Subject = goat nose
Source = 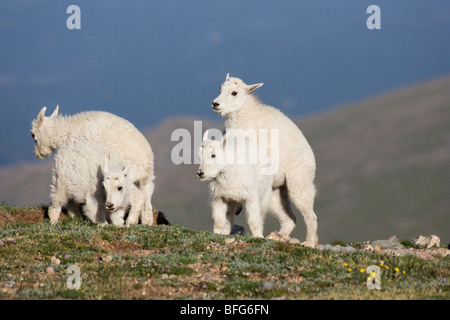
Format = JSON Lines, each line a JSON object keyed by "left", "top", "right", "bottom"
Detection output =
{"left": 212, "top": 101, "right": 220, "bottom": 108}
{"left": 105, "top": 202, "right": 114, "bottom": 209}
{"left": 197, "top": 170, "right": 204, "bottom": 178}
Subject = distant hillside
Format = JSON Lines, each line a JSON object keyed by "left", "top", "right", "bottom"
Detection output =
{"left": 300, "top": 75, "right": 450, "bottom": 243}
{"left": 0, "top": 160, "right": 53, "bottom": 207}
{"left": 1, "top": 75, "right": 449, "bottom": 243}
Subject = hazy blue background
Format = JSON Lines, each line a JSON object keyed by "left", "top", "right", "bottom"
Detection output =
{"left": 1, "top": 0, "right": 450, "bottom": 165}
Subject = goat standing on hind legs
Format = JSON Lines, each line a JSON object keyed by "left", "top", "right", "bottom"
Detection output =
{"left": 212, "top": 74, "right": 318, "bottom": 247}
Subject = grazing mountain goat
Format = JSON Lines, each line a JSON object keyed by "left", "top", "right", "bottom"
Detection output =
{"left": 197, "top": 131, "right": 273, "bottom": 238}
{"left": 49, "top": 141, "right": 145, "bottom": 226}
{"left": 30, "top": 105, "right": 154, "bottom": 226}
{"left": 211, "top": 74, "right": 318, "bottom": 247}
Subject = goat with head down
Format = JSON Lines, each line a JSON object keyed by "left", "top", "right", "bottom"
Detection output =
{"left": 30, "top": 105, "right": 155, "bottom": 227}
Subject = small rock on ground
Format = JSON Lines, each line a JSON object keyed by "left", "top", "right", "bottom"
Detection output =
{"left": 414, "top": 235, "right": 440, "bottom": 248}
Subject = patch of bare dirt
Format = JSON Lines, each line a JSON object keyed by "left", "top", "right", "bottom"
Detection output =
{"left": 0, "top": 208, "right": 46, "bottom": 226}
{"left": 95, "top": 238, "right": 144, "bottom": 255}
{"left": 0, "top": 207, "right": 169, "bottom": 227}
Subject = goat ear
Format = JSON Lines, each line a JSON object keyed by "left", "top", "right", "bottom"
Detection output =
{"left": 246, "top": 83, "right": 263, "bottom": 94}
{"left": 226, "top": 73, "right": 230, "bottom": 81}
{"left": 50, "top": 105, "right": 59, "bottom": 118}
{"left": 37, "top": 107, "right": 47, "bottom": 125}
{"left": 203, "top": 129, "right": 210, "bottom": 141}
{"left": 123, "top": 160, "right": 130, "bottom": 175}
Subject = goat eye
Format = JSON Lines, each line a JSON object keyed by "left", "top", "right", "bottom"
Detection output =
{"left": 211, "top": 154, "right": 216, "bottom": 158}
{"left": 31, "top": 133, "right": 35, "bottom": 139}
{"left": 231, "top": 91, "right": 237, "bottom": 96}
{"left": 118, "top": 186, "right": 122, "bottom": 191}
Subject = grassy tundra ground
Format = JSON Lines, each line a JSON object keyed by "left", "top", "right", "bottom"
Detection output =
{"left": 0, "top": 206, "right": 448, "bottom": 300}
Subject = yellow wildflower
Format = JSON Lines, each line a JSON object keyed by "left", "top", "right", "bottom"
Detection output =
{"left": 360, "top": 268, "right": 365, "bottom": 273}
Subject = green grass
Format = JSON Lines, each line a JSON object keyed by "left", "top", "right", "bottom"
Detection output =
{"left": 0, "top": 214, "right": 449, "bottom": 300}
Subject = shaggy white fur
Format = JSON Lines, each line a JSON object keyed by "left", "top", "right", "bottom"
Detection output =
{"left": 49, "top": 141, "right": 144, "bottom": 226}
{"left": 102, "top": 157, "right": 145, "bottom": 227}
{"left": 212, "top": 74, "right": 318, "bottom": 247}
{"left": 31, "top": 105, "right": 154, "bottom": 226}
{"left": 197, "top": 131, "right": 273, "bottom": 237}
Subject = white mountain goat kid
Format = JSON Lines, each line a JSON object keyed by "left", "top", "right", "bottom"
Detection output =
{"left": 30, "top": 105, "right": 154, "bottom": 226}
{"left": 102, "top": 157, "right": 145, "bottom": 227}
{"left": 49, "top": 141, "right": 144, "bottom": 226}
{"left": 212, "top": 74, "right": 318, "bottom": 247}
{"left": 197, "top": 130, "right": 273, "bottom": 237}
